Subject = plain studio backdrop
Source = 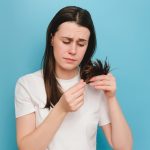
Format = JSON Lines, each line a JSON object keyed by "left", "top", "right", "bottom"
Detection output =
{"left": 0, "top": 0, "right": 150, "bottom": 150}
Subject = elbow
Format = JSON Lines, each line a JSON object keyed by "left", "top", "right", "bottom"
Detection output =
{"left": 112, "top": 136, "right": 133, "bottom": 150}
{"left": 17, "top": 139, "right": 23, "bottom": 150}
{"left": 113, "top": 145, "right": 132, "bottom": 150}
{"left": 112, "top": 130, "right": 133, "bottom": 150}
{"left": 18, "top": 139, "right": 45, "bottom": 150}
{"left": 112, "top": 140, "right": 133, "bottom": 150}
{"left": 17, "top": 140, "right": 27, "bottom": 150}
{"left": 17, "top": 142, "right": 24, "bottom": 150}
{"left": 17, "top": 139, "right": 33, "bottom": 150}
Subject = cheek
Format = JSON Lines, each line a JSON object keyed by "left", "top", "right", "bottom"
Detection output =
{"left": 78, "top": 47, "right": 87, "bottom": 59}
{"left": 53, "top": 42, "right": 67, "bottom": 58}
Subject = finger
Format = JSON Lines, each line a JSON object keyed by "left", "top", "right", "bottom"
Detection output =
{"left": 89, "top": 75, "right": 110, "bottom": 82}
{"left": 74, "top": 100, "right": 84, "bottom": 110}
{"left": 108, "top": 73, "right": 116, "bottom": 80}
{"left": 71, "top": 97, "right": 84, "bottom": 111}
{"left": 71, "top": 94, "right": 84, "bottom": 106}
{"left": 94, "top": 85, "right": 112, "bottom": 90}
{"left": 89, "top": 80, "right": 112, "bottom": 86}
{"left": 94, "top": 85, "right": 116, "bottom": 91}
{"left": 108, "top": 73, "right": 113, "bottom": 76}
{"left": 72, "top": 87, "right": 85, "bottom": 99}
{"left": 68, "top": 80, "right": 86, "bottom": 94}
{"left": 70, "top": 82, "right": 86, "bottom": 94}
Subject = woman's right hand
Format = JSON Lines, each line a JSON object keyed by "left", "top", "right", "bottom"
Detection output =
{"left": 58, "top": 79, "right": 86, "bottom": 113}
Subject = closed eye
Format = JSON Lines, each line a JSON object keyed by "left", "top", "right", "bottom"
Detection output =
{"left": 62, "top": 41, "right": 70, "bottom": 44}
{"left": 78, "top": 44, "right": 85, "bottom": 47}
{"left": 62, "top": 40, "right": 86, "bottom": 47}
{"left": 78, "top": 42, "right": 87, "bottom": 47}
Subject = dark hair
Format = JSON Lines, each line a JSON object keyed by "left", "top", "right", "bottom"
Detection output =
{"left": 41, "top": 6, "right": 109, "bottom": 109}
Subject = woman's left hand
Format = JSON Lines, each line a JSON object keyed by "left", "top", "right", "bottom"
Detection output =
{"left": 89, "top": 73, "right": 116, "bottom": 99}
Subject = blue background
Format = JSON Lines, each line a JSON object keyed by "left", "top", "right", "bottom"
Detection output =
{"left": 0, "top": 0, "right": 150, "bottom": 149}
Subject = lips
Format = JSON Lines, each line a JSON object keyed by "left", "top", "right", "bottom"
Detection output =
{"left": 64, "top": 58, "right": 77, "bottom": 61}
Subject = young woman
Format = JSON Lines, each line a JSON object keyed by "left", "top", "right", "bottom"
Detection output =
{"left": 15, "top": 6, "right": 133, "bottom": 150}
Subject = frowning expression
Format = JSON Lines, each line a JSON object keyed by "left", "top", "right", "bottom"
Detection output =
{"left": 51, "top": 22, "right": 90, "bottom": 71}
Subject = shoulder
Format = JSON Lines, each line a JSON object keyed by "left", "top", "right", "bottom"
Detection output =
{"left": 16, "top": 69, "right": 43, "bottom": 86}
{"left": 15, "top": 69, "right": 45, "bottom": 94}
{"left": 15, "top": 69, "right": 46, "bottom": 106}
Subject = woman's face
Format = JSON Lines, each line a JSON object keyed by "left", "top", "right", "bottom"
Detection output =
{"left": 51, "top": 22, "right": 90, "bottom": 74}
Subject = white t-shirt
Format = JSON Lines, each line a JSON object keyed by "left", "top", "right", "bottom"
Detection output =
{"left": 15, "top": 69, "right": 111, "bottom": 150}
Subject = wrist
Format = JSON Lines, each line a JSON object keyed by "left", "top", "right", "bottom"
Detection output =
{"left": 56, "top": 101, "right": 68, "bottom": 115}
{"left": 107, "top": 96, "right": 117, "bottom": 103}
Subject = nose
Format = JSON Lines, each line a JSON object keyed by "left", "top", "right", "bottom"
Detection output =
{"left": 68, "top": 43, "right": 77, "bottom": 55}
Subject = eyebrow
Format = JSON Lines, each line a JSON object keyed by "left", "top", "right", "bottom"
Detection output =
{"left": 61, "top": 36, "right": 88, "bottom": 42}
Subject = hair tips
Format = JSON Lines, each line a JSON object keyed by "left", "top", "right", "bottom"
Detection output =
{"left": 80, "top": 57, "right": 111, "bottom": 83}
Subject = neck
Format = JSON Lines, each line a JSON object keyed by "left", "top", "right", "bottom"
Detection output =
{"left": 55, "top": 66, "right": 79, "bottom": 80}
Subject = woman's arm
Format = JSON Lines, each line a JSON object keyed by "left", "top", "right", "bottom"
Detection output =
{"left": 16, "top": 80, "right": 86, "bottom": 150}
{"left": 102, "top": 97, "right": 133, "bottom": 150}
{"left": 17, "top": 103, "right": 67, "bottom": 150}
{"left": 89, "top": 73, "right": 133, "bottom": 150}
{"left": 109, "top": 97, "right": 132, "bottom": 150}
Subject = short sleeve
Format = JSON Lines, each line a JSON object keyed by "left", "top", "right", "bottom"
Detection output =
{"left": 14, "top": 78, "right": 36, "bottom": 118}
{"left": 98, "top": 91, "right": 111, "bottom": 126}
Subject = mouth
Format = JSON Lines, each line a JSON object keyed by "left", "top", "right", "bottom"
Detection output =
{"left": 64, "top": 58, "right": 77, "bottom": 62}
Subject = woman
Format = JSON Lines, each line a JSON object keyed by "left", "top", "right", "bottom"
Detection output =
{"left": 15, "top": 6, "right": 133, "bottom": 150}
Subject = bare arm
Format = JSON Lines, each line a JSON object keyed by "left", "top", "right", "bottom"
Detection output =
{"left": 89, "top": 74, "right": 133, "bottom": 150}
{"left": 17, "top": 103, "right": 67, "bottom": 150}
{"left": 101, "top": 124, "right": 113, "bottom": 148}
{"left": 105, "top": 97, "right": 133, "bottom": 150}
{"left": 16, "top": 80, "right": 86, "bottom": 150}
{"left": 101, "top": 97, "right": 133, "bottom": 150}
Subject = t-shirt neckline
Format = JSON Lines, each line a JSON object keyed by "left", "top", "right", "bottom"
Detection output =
{"left": 56, "top": 72, "right": 80, "bottom": 83}
{"left": 56, "top": 68, "right": 80, "bottom": 84}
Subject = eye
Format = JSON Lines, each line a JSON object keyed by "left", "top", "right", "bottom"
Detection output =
{"left": 62, "top": 41, "right": 70, "bottom": 44}
{"left": 78, "top": 43, "right": 85, "bottom": 47}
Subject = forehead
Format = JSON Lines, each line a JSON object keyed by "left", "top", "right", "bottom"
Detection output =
{"left": 56, "top": 22, "right": 90, "bottom": 39}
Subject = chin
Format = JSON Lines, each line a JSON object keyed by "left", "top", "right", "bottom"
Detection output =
{"left": 60, "top": 64, "right": 78, "bottom": 71}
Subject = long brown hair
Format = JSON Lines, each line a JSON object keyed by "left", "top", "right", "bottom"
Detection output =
{"left": 41, "top": 6, "right": 97, "bottom": 109}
